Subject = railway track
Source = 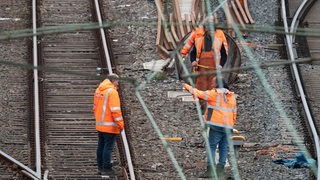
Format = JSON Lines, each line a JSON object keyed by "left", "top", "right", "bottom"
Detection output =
{"left": 1, "top": 0, "right": 319, "bottom": 179}
{"left": 0, "top": 0, "right": 135, "bottom": 179}
{"left": 38, "top": 0, "right": 103, "bottom": 178}
{"left": 282, "top": 0, "right": 320, "bottom": 178}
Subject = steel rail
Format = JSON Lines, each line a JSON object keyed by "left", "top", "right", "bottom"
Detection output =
{"left": 289, "top": 0, "right": 315, "bottom": 43}
{"left": 281, "top": 0, "right": 320, "bottom": 178}
{"left": 93, "top": 0, "right": 135, "bottom": 179}
{"left": 94, "top": 0, "right": 112, "bottom": 74}
{"left": 0, "top": 151, "right": 39, "bottom": 179}
{"left": 0, "top": 0, "right": 42, "bottom": 179}
{"left": 32, "top": 0, "right": 42, "bottom": 178}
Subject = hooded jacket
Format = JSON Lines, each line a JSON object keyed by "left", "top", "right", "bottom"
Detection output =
{"left": 93, "top": 79, "right": 124, "bottom": 134}
{"left": 183, "top": 83, "right": 237, "bottom": 129}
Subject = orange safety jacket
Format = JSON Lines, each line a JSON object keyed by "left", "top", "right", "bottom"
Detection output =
{"left": 93, "top": 79, "right": 124, "bottom": 134}
{"left": 181, "top": 26, "right": 205, "bottom": 61}
{"left": 181, "top": 27, "right": 229, "bottom": 64}
{"left": 184, "top": 84, "right": 237, "bottom": 129}
{"left": 214, "top": 29, "right": 229, "bottom": 57}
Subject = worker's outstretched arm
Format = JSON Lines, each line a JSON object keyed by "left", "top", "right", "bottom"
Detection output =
{"left": 183, "top": 83, "right": 206, "bottom": 99}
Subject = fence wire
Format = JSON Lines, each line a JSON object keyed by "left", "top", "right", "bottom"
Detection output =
{"left": 0, "top": 0, "right": 318, "bottom": 179}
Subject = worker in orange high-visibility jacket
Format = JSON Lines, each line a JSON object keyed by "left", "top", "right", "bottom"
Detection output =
{"left": 93, "top": 73, "right": 124, "bottom": 176}
{"left": 183, "top": 78, "right": 237, "bottom": 179}
{"left": 181, "top": 25, "right": 229, "bottom": 67}
{"left": 181, "top": 17, "right": 229, "bottom": 111}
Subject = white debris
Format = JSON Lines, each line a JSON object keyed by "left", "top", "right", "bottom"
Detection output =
{"left": 143, "top": 59, "right": 170, "bottom": 72}
{"left": 116, "top": 4, "right": 131, "bottom": 8}
{"left": 0, "top": 18, "right": 21, "bottom": 21}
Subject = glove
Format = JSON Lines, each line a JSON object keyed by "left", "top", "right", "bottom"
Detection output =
{"left": 182, "top": 83, "right": 187, "bottom": 89}
{"left": 191, "top": 61, "right": 198, "bottom": 67}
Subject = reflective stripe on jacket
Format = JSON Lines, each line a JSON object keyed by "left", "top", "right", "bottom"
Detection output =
{"left": 205, "top": 29, "right": 228, "bottom": 64}
{"left": 184, "top": 84, "right": 237, "bottom": 129}
{"left": 181, "top": 27, "right": 228, "bottom": 64}
{"left": 93, "top": 79, "right": 124, "bottom": 134}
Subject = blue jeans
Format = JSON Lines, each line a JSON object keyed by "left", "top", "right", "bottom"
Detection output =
{"left": 97, "top": 131, "right": 117, "bottom": 170}
{"left": 207, "top": 126, "right": 232, "bottom": 167}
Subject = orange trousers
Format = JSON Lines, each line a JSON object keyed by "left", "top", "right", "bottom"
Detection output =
{"left": 195, "top": 51, "right": 216, "bottom": 109}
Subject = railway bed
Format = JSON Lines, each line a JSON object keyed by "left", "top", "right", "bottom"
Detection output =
{"left": 0, "top": 0, "right": 33, "bottom": 179}
{"left": 0, "top": 0, "right": 319, "bottom": 179}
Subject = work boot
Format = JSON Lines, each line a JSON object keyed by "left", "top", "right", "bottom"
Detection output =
{"left": 98, "top": 167, "right": 103, "bottom": 175}
{"left": 101, "top": 168, "right": 118, "bottom": 176}
{"left": 216, "top": 164, "right": 225, "bottom": 179}
{"left": 198, "top": 166, "right": 214, "bottom": 178}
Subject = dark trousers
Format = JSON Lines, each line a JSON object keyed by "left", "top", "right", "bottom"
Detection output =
{"left": 97, "top": 131, "right": 117, "bottom": 170}
{"left": 207, "top": 126, "right": 233, "bottom": 167}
